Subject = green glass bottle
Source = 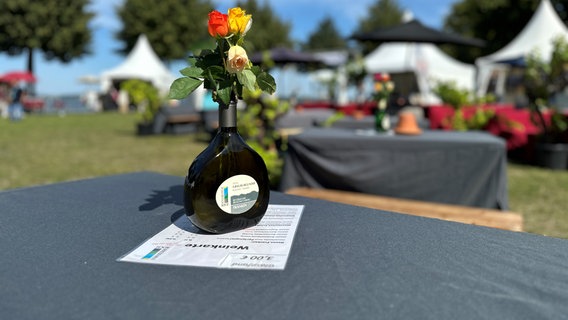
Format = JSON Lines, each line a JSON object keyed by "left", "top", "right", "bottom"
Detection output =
{"left": 183, "top": 98, "right": 270, "bottom": 233}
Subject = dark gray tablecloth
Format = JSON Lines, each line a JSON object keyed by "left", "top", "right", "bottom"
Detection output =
{"left": 275, "top": 109, "right": 336, "bottom": 129}
{"left": 325, "top": 115, "right": 430, "bottom": 130}
{"left": 2, "top": 172, "right": 567, "bottom": 320}
{"left": 280, "top": 128, "right": 509, "bottom": 209}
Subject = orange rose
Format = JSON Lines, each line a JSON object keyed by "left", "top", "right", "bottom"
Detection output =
{"left": 208, "top": 10, "right": 229, "bottom": 37}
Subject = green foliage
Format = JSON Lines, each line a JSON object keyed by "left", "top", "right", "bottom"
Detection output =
{"left": 355, "top": 0, "right": 404, "bottom": 54}
{"left": 525, "top": 36, "right": 568, "bottom": 104}
{"left": 553, "top": 112, "right": 568, "bottom": 141}
{"left": 442, "top": 0, "right": 568, "bottom": 63}
{"left": 524, "top": 37, "right": 568, "bottom": 142}
{"left": 321, "top": 112, "right": 346, "bottom": 127}
{"left": 169, "top": 44, "right": 276, "bottom": 105}
{"left": 541, "top": 111, "right": 568, "bottom": 143}
{"left": 357, "top": 0, "right": 405, "bottom": 32}
{"left": 234, "top": 0, "right": 293, "bottom": 52}
{"left": 433, "top": 81, "right": 506, "bottom": 131}
{"left": 246, "top": 141, "right": 283, "bottom": 189}
{"left": 238, "top": 90, "right": 290, "bottom": 188}
{"left": 0, "top": 0, "right": 93, "bottom": 71}
{"left": 121, "top": 80, "right": 161, "bottom": 123}
{"left": 115, "top": 0, "right": 213, "bottom": 62}
{"left": 468, "top": 108, "right": 495, "bottom": 129}
{"left": 443, "top": 108, "right": 496, "bottom": 131}
{"left": 524, "top": 53, "right": 550, "bottom": 105}
{"left": 303, "top": 16, "right": 347, "bottom": 51}
{"left": 432, "top": 81, "right": 471, "bottom": 110}
{"left": 440, "top": 106, "right": 523, "bottom": 132}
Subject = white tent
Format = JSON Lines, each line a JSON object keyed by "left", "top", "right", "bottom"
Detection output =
{"left": 100, "top": 34, "right": 175, "bottom": 94}
{"left": 364, "top": 42, "right": 475, "bottom": 104}
{"left": 475, "top": 0, "right": 568, "bottom": 96}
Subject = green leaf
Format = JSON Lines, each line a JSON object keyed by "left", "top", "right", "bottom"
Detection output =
{"left": 206, "top": 65, "right": 226, "bottom": 81}
{"left": 186, "top": 57, "right": 197, "bottom": 66}
{"left": 203, "top": 66, "right": 225, "bottom": 91}
{"left": 168, "top": 77, "right": 203, "bottom": 99}
{"left": 250, "top": 65, "right": 262, "bottom": 76}
{"left": 257, "top": 72, "right": 277, "bottom": 95}
{"left": 216, "top": 78, "right": 234, "bottom": 105}
{"left": 197, "top": 50, "right": 223, "bottom": 69}
{"left": 236, "top": 82, "right": 243, "bottom": 99}
{"left": 216, "top": 86, "right": 232, "bottom": 105}
{"left": 237, "top": 69, "right": 257, "bottom": 91}
{"left": 199, "top": 49, "right": 214, "bottom": 56}
{"left": 180, "top": 66, "right": 203, "bottom": 78}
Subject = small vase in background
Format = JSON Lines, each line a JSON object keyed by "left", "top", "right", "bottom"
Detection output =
{"left": 374, "top": 99, "right": 390, "bottom": 132}
{"left": 372, "top": 73, "right": 394, "bottom": 132}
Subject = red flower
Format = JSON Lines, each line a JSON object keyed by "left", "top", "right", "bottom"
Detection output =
{"left": 374, "top": 73, "right": 391, "bottom": 82}
{"left": 208, "top": 10, "right": 229, "bottom": 37}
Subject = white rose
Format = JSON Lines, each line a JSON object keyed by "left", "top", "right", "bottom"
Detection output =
{"left": 226, "top": 45, "right": 249, "bottom": 74}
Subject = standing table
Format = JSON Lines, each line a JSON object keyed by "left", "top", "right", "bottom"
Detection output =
{"left": 2, "top": 172, "right": 567, "bottom": 319}
{"left": 280, "top": 128, "right": 509, "bottom": 209}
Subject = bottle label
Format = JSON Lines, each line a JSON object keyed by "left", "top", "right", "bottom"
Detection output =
{"left": 216, "top": 175, "right": 259, "bottom": 214}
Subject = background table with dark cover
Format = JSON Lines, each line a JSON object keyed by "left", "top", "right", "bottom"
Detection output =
{"left": 2, "top": 172, "right": 567, "bottom": 319}
{"left": 280, "top": 127, "right": 509, "bottom": 209}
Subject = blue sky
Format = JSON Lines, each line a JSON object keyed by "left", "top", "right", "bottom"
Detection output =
{"left": 0, "top": 0, "right": 456, "bottom": 96}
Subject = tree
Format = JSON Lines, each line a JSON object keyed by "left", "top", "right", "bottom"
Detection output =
{"left": 355, "top": 0, "right": 405, "bottom": 53}
{"left": 302, "top": 16, "right": 347, "bottom": 51}
{"left": 0, "top": 0, "right": 93, "bottom": 84}
{"left": 443, "top": 0, "right": 568, "bottom": 63}
{"left": 115, "top": 0, "right": 213, "bottom": 64}
{"left": 234, "top": 0, "right": 293, "bottom": 52}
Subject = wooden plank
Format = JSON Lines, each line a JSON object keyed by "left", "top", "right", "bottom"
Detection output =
{"left": 285, "top": 187, "right": 523, "bottom": 232}
{"left": 277, "top": 127, "right": 303, "bottom": 139}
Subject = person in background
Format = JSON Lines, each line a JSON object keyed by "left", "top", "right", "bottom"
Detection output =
{"left": 117, "top": 89, "right": 129, "bottom": 114}
{"left": 0, "top": 83, "right": 9, "bottom": 118}
{"left": 8, "top": 81, "right": 24, "bottom": 121}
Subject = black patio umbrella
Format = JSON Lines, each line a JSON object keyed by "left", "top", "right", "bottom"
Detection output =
{"left": 249, "top": 47, "right": 324, "bottom": 98}
{"left": 250, "top": 47, "right": 323, "bottom": 66}
{"left": 351, "top": 19, "right": 485, "bottom": 47}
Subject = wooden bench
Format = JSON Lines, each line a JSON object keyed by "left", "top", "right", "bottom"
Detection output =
{"left": 165, "top": 113, "right": 201, "bottom": 124}
{"left": 162, "top": 113, "right": 203, "bottom": 135}
{"left": 285, "top": 187, "right": 523, "bottom": 232}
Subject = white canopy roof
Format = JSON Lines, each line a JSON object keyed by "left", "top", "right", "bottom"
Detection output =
{"left": 364, "top": 42, "right": 475, "bottom": 104}
{"left": 475, "top": 0, "right": 568, "bottom": 95}
{"left": 101, "top": 34, "right": 175, "bottom": 93}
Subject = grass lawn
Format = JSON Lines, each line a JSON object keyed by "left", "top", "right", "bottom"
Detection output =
{"left": 1, "top": 112, "right": 567, "bottom": 238}
{"left": 508, "top": 163, "right": 568, "bottom": 238}
{"left": 0, "top": 112, "right": 208, "bottom": 190}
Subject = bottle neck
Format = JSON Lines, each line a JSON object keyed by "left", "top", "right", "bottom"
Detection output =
{"left": 219, "top": 99, "right": 237, "bottom": 129}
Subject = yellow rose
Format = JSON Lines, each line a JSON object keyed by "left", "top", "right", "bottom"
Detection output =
{"left": 226, "top": 45, "right": 249, "bottom": 73}
{"left": 228, "top": 7, "right": 252, "bottom": 35}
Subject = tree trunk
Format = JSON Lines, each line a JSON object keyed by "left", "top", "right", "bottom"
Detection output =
{"left": 27, "top": 47, "right": 35, "bottom": 96}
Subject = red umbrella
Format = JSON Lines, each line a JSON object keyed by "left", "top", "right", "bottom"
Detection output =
{"left": 0, "top": 71, "right": 37, "bottom": 83}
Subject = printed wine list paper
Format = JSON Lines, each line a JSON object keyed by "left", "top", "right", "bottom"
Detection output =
{"left": 118, "top": 205, "right": 304, "bottom": 270}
